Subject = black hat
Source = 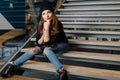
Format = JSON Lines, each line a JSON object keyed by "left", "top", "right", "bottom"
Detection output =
{"left": 40, "top": 2, "right": 54, "bottom": 15}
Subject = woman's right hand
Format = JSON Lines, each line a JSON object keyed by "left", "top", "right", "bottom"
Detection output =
{"left": 43, "top": 21, "right": 50, "bottom": 30}
{"left": 43, "top": 21, "right": 50, "bottom": 42}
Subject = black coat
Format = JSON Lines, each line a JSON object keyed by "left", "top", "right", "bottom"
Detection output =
{"left": 36, "top": 21, "right": 68, "bottom": 48}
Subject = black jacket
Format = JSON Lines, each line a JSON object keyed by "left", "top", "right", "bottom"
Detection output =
{"left": 36, "top": 21, "right": 68, "bottom": 47}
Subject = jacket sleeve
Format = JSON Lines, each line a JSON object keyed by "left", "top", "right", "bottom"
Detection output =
{"left": 36, "top": 30, "right": 56, "bottom": 47}
{"left": 36, "top": 30, "right": 41, "bottom": 46}
{"left": 42, "top": 36, "right": 56, "bottom": 47}
{"left": 56, "top": 21, "right": 68, "bottom": 43}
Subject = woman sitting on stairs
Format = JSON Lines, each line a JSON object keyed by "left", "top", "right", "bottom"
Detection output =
{"left": 1, "top": 2, "right": 69, "bottom": 80}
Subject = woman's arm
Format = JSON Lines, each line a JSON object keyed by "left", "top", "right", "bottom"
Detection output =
{"left": 38, "top": 35, "right": 44, "bottom": 45}
{"left": 43, "top": 21, "right": 50, "bottom": 42}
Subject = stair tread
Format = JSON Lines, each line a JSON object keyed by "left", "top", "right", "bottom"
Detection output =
{"left": 61, "top": 22, "right": 120, "bottom": 25}
{"left": 21, "top": 60, "right": 120, "bottom": 79}
{"left": 58, "top": 7, "right": 120, "bottom": 11}
{"left": 0, "top": 75, "right": 41, "bottom": 80}
{"left": 29, "top": 38, "right": 120, "bottom": 46}
{"left": 64, "top": 30, "right": 120, "bottom": 35}
{"left": 63, "top": 1, "right": 120, "bottom": 6}
{"left": 57, "top": 14, "right": 120, "bottom": 17}
{"left": 21, "top": 48, "right": 120, "bottom": 62}
{"left": 69, "top": 39, "right": 120, "bottom": 46}
{"left": 0, "top": 29, "right": 25, "bottom": 47}
{"left": 63, "top": 51, "right": 120, "bottom": 61}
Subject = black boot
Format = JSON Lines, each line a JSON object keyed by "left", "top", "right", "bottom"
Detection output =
{"left": 58, "top": 69, "right": 69, "bottom": 80}
{"left": 1, "top": 64, "right": 15, "bottom": 78}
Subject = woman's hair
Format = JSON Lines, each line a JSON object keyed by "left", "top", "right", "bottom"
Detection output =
{"left": 38, "top": 12, "right": 59, "bottom": 36}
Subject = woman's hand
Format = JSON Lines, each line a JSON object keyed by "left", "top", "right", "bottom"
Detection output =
{"left": 43, "top": 21, "right": 50, "bottom": 30}
{"left": 43, "top": 20, "right": 50, "bottom": 42}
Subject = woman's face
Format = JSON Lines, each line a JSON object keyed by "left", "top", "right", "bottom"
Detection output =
{"left": 42, "top": 10, "right": 53, "bottom": 22}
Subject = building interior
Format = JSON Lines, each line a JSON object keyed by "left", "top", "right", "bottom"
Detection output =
{"left": 0, "top": 0, "right": 120, "bottom": 80}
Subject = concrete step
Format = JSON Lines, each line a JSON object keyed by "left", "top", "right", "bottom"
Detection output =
{"left": 63, "top": 5, "right": 120, "bottom": 10}
{"left": 0, "top": 75, "right": 42, "bottom": 80}
{"left": 63, "top": 1, "right": 120, "bottom": 6}
{"left": 62, "top": 51, "right": 120, "bottom": 65}
{"left": 62, "top": 24, "right": 120, "bottom": 29}
{"left": 61, "top": 21, "right": 120, "bottom": 25}
{"left": 64, "top": 30, "right": 120, "bottom": 35}
{"left": 57, "top": 14, "right": 120, "bottom": 17}
{"left": 69, "top": 39, "right": 120, "bottom": 51}
{"left": 20, "top": 48, "right": 120, "bottom": 65}
{"left": 57, "top": 14, "right": 120, "bottom": 22}
{"left": 21, "top": 60, "right": 120, "bottom": 80}
{"left": 29, "top": 38, "right": 120, "bottom": 50}
{"left": 59, "top": 0, "right": 120, "bottom": 15}
{"left": 69, "top": 39, "right": 120, "bottom": 47}
{"left": 0, "top": 29, "right": 25, "bottom": 48}
{"left": 59, "top": 10, "right": 120, "bottom": 15}
{"left": 57, "top": 7, "right": 120, "bottom": 12}
{"left": 21, "top": 47, "right": 120, "bottom": 65}
{"left": 66, "top": 0, "right": 82, "bottom": 1}
{"left": 29, "top": 38, "right": 120, "bottom": 47}
{"left": 66, "top": 0, "right": 118, "bottom": 1}
{"left": 59, "top": 18, "right": 120, "bottom": 22}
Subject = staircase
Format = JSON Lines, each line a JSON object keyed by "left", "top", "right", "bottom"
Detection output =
{"left": 1, "top": 0, "right": 120, "bottom": 80}
{"left": 20, "top": 0, "right": 120, "bottom": 79}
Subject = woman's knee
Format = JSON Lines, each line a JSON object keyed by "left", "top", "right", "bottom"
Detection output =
{"left": 43, "top": 47, "right": 52, "bottom": 55}
{"left": 31, "top": 47, "right": 39, "bottom": 54}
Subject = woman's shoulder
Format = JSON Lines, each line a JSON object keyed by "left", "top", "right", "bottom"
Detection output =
{"left": 58, "top": 21, "right": 62, "bottom": 24}
{"left": 58, "top": 21, "right": 63, "bottom": 28}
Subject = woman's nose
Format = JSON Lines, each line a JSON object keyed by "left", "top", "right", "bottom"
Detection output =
{"left": 46, "top": 14, "right": 49, "bottom": 17}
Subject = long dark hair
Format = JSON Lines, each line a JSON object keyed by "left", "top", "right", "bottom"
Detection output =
{"left": 38, "top": 13, "right": 59, "bottom": 36}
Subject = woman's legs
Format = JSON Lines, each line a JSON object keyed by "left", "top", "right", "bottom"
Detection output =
{"left": 56, "top": 43, "right": 69, "bottom": 80}
{"left": 13, "top": 46, "right": 42, "bottom": 66}
{"left": 43, "top": 47, "right": 63, "bottom": 70}
{"left": 43, "top": 43, "right": 69, "bottom": 70}
{"left": 1, "top": 46, "right": 42, "bottom": 78}
{"left": 43, "top": 43, "right": 69, "bottom": 80}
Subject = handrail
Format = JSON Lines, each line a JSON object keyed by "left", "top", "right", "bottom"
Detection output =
{"left": 0, "top": 31, "right": 36, "bottom": 72}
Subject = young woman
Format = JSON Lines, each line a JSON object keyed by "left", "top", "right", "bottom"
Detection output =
{"left": 1, "top": 2, "right": 69, "bottom": 80}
